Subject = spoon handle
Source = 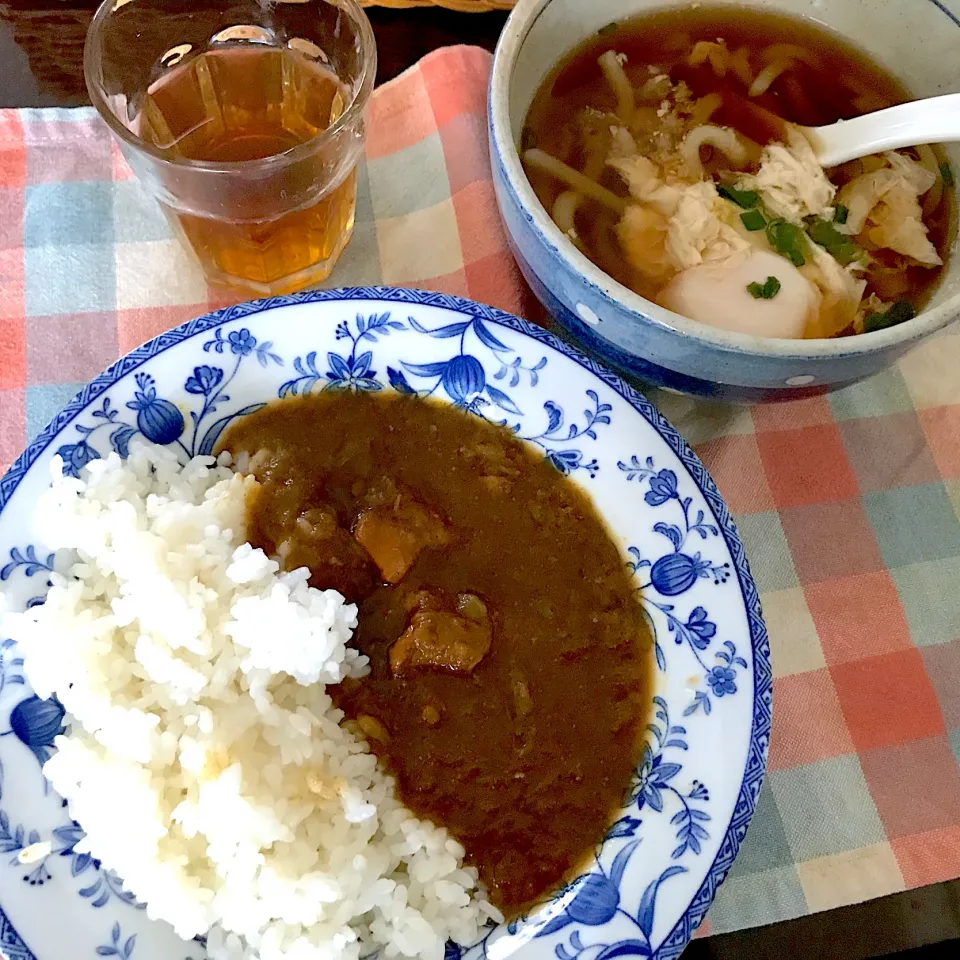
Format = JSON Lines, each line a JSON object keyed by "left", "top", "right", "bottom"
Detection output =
{"left": 807, "top": 92, "right": 960, "bottom": 167}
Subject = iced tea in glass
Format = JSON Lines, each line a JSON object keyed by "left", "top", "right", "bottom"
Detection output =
{"left": 84, "top": 0, "right": 376, "bottom": 295}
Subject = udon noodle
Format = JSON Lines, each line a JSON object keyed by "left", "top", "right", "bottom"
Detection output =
{"left": 522, "top": 5, "right": 955, "bottom": 339}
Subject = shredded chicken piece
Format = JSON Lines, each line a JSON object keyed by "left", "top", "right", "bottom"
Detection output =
{"left": 609, "top": 153, "right": 681, "bottom": 214}
{"left": 674, "top": 80, "right": 693, "bottom": 102}
{"left": 616, "top": 204, "right": 672, "bottom": 281}
{"left": 611, "top": 154, "right": 749, "bottom": 275}
{"left": 885, "top": 151, "right": 938, "bottom": 194}
{"left": 609, "top": 125, "right": 639, "bottom": 160}
{"left": 591, "top": 75, "right": 940, "bottom": 338}
{"left": 866, "top": 193, "right": 941, "bottom": 265}
{"left": 800, "top": 241, "right": 868, "bottom": 338}
{"left": 740, "top": 126, "right": 835, "bottom": 220}
{"left": 637, "top": 74, "right": 672, "bottom": 104}
{"left": 837, "top": 152, "right": 941, "bottom": 266}
{"left": 665, "top": 181, "right": 750, "bottom": 270}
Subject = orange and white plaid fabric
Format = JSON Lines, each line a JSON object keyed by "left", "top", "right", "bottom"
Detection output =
{"left": 1, "top": 45, "right": 960, "bottom": 937}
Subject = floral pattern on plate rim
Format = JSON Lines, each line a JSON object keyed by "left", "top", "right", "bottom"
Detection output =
{"left": 0, "top": 288, "right": 770, "bottom": 960}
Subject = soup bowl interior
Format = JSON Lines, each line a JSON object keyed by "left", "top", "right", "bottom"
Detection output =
{"left": 489, "top": 0, "right": 960, "bottom": 399}
{"left": 0, "top": 289, "right": 768, "bottom": 960}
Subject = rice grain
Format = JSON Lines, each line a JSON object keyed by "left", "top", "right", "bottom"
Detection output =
{"left": 3, "top": 443, "right": 498, "bottom": 960}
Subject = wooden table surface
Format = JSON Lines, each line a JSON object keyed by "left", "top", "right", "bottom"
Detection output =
{"left": 0, "top": 0, "right": 509, "bottom": 107}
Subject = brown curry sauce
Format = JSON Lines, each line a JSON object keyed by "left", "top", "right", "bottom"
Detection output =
{"left": 221, "top": 391, "right": 652, "bottom": 916}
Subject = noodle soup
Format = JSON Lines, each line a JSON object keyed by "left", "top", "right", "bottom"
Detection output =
{"left": 522, "top": 5, "right": 955, "bottom": 340}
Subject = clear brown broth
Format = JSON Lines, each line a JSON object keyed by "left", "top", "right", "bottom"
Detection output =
{"left": 523, "top": 5, "right": 955, "bottom": 318}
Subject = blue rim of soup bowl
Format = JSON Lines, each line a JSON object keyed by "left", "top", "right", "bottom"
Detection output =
{"left": 488, "top": 0, "right": 960, "bottom": 366}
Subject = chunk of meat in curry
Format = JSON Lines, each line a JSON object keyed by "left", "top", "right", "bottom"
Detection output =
{"left": 223, "top": 392, "right": 652, "bottom": 918}
{"left": 390, "top": 591, "right": 493, "bottom": 676}
{"left": 243, "top": 447, "right": 381, "bottom": 600}
{"left": 355, "top": 494, "right": 450, "bottom": 584}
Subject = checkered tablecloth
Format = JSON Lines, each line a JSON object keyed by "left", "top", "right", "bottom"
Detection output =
{"left": 1, "top": 44, "right": 960, "bottom": 939}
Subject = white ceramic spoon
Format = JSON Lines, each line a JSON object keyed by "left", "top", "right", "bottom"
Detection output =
{"left": 804, "top": 92, "right": 960, "bottom": 167}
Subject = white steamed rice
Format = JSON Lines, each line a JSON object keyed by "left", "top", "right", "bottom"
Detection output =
{"left": 2, "top": 442, "right": 499, "bottom": 960}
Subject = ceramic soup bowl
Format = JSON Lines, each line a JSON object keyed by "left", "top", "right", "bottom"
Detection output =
{"left": 489, "top": 0, "right": 960, "bottom": 402}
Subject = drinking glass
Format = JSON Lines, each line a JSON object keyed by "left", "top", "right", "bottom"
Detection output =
{"left": 85, "top": 0, "right": 377, "bottom": 296}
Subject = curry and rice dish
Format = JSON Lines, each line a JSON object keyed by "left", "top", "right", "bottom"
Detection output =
{"left": 223, "top": 392, "right": 652, "bottom": 916}
{"left": 4, "top": 390, "right": 653, "bottom": 960}
{"left": 522, "top": 6, "right": 956, "bottom": 339}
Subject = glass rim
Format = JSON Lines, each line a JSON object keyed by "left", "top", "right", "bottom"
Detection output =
{"left": 83, "top": 0, "right": 377, "bottom": 173}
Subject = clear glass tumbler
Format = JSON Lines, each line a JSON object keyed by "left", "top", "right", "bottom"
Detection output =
{"left": 84, "top": 0, "right": 377, "bottom": 296}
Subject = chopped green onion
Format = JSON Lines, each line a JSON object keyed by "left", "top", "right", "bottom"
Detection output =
{"left": 747, "top": 276, "right": 781, "bottom": 300}
{"left": 766, "top": 219, "right": 807, "bottom": 267}
{"left": 834, "top": 204, "right": 849, "bottom": 224}
{"left": 740, "top": 209, "right": 766, "bottom": 232}
{"left": 862, "top": 300, "right": 916, "bottom": 333}
{"left": 941, "top": 162, "right": 955, "bottom": 188}
{"left": 597, "top": 21, "right": 618, "bottom": 35}
{"left": 520, "top": 126, "right": 535, "bottom": 152}
{"left": 805, "top": 218, "right": 861, "bottom": 266}
{"left": 717, "top": 184, "right": 761, "bottom": 209}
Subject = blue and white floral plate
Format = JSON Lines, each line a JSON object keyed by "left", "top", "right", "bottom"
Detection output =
{"left": 0, "top": 289, "right": 770, "bottom": 960}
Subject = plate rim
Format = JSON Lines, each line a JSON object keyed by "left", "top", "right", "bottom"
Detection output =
{"left": 0, "top": 286, "right": 771, "bottom": 960}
